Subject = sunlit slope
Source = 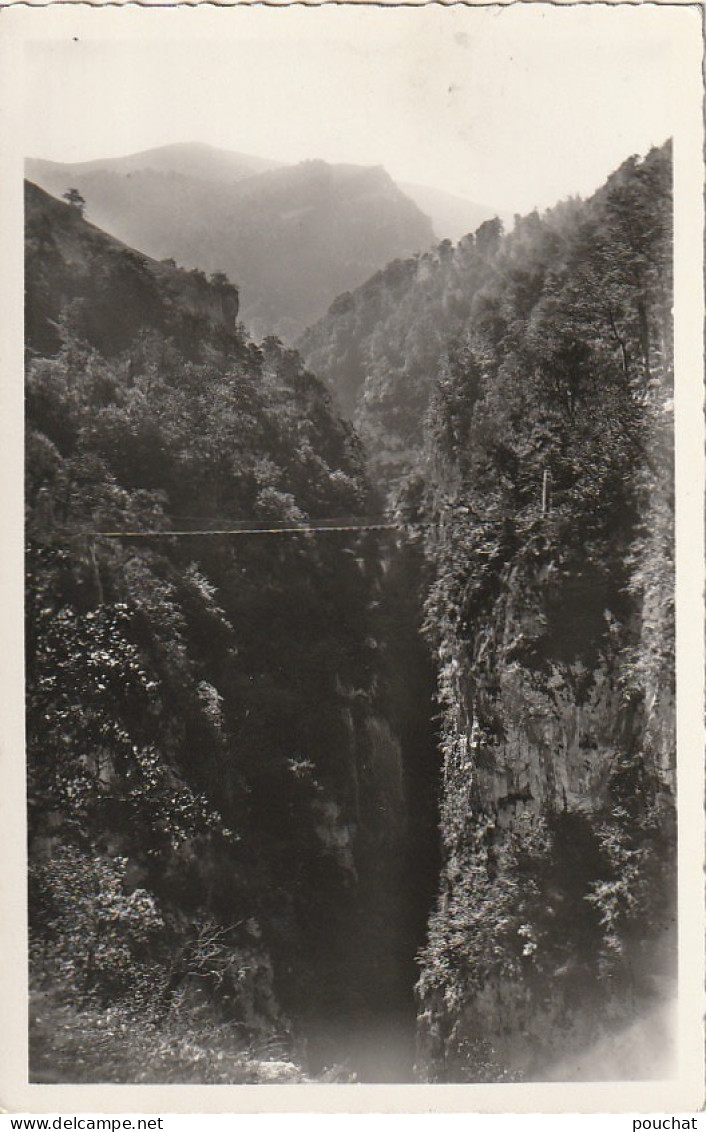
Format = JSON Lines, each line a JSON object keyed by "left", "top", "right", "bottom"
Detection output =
{"left": 27, "top": 147, "right": 435, "bottom": 341}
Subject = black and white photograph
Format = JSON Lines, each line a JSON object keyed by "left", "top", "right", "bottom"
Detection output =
{"left": 1, "top": 0, "right": 703, "bottom": 1113}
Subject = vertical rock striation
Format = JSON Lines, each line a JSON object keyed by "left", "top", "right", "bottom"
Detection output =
{"left": 413, "top": 142, "right": 675, "bottom": 1082}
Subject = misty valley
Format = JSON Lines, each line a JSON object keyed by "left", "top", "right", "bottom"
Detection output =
{"left": 25, "top": 140, "right": 675, "bottom": 1085}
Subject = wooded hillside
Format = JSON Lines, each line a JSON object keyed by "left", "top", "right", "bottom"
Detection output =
{"left": 25, "top": 139, "right": 676, "bottom": 1084}
{"left": 27, "top": 150, "right": 436, "bottom": 342}
{"left": 26, "top": 181, "right": 438, "bottom": 1082}
{"left": 409, "top": 142, "right": 675, "bottom": 1080}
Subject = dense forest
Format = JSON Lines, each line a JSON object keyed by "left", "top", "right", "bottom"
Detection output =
{"left": 411, "top": 142, "right": 676, "bottom": 1080}
{"left": 25, "top": 181, "right": 439, "bottom": 1082}
{"left": 26, "top": 140, "right": 675, "bottom": 1084}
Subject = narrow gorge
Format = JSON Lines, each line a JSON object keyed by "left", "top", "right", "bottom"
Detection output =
{"left": 25, "top": 140, "right": 675, "bottom": 1084}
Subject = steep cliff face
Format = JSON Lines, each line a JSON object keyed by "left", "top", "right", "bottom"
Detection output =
{"left": 23, "top": 183, "right": 418, "bottom": 1077}
{"left": 412, "top": 143, "right": 675, "bottom": 1081}
{"left": 25, "top": 183, "right": 430, "bottom": 1079}
{"left": 26, "top": 135, "right": 676, "bottom": 1083}
{"left": 25, "top": 181, "right": 240, "bottom": 357}
{"left": 298, "top": 542, "right": 441, "bottom": 1080}
{"left": 416, "top": 563, "right": 675, "bottom": 1081}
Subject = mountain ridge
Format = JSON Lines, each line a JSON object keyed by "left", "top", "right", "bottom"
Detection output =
{"left": 25, "top": 146, "right": 437, "bottom": 341}
{"left": 27, "top": 142, "right": 281, "bottom": 185}
{"left": 27, "top": 142, "right": 502, "bottom": 238}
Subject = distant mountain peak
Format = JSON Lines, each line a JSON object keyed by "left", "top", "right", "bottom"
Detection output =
{"left": 27, "top": 143, "right": 282, "bottom": 186}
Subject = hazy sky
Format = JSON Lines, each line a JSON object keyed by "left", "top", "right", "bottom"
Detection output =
{"left": 20, "top": 3, "right": 696, "bottom": 215}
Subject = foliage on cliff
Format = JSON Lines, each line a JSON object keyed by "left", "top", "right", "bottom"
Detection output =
{"left": 25, "top": 136, "right": 676, "bottom": 1084}
{"left": 27, "top": 152, "right": 435, "bottom": 342}
{"left": 298, "top": 217, "right": 504, "bottom": 485}
{"left": 410, "top": 142, "right": 675, "bottom": 1081}
{"left": 25, "top": 181, "right": 423, "bottom": 1078}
